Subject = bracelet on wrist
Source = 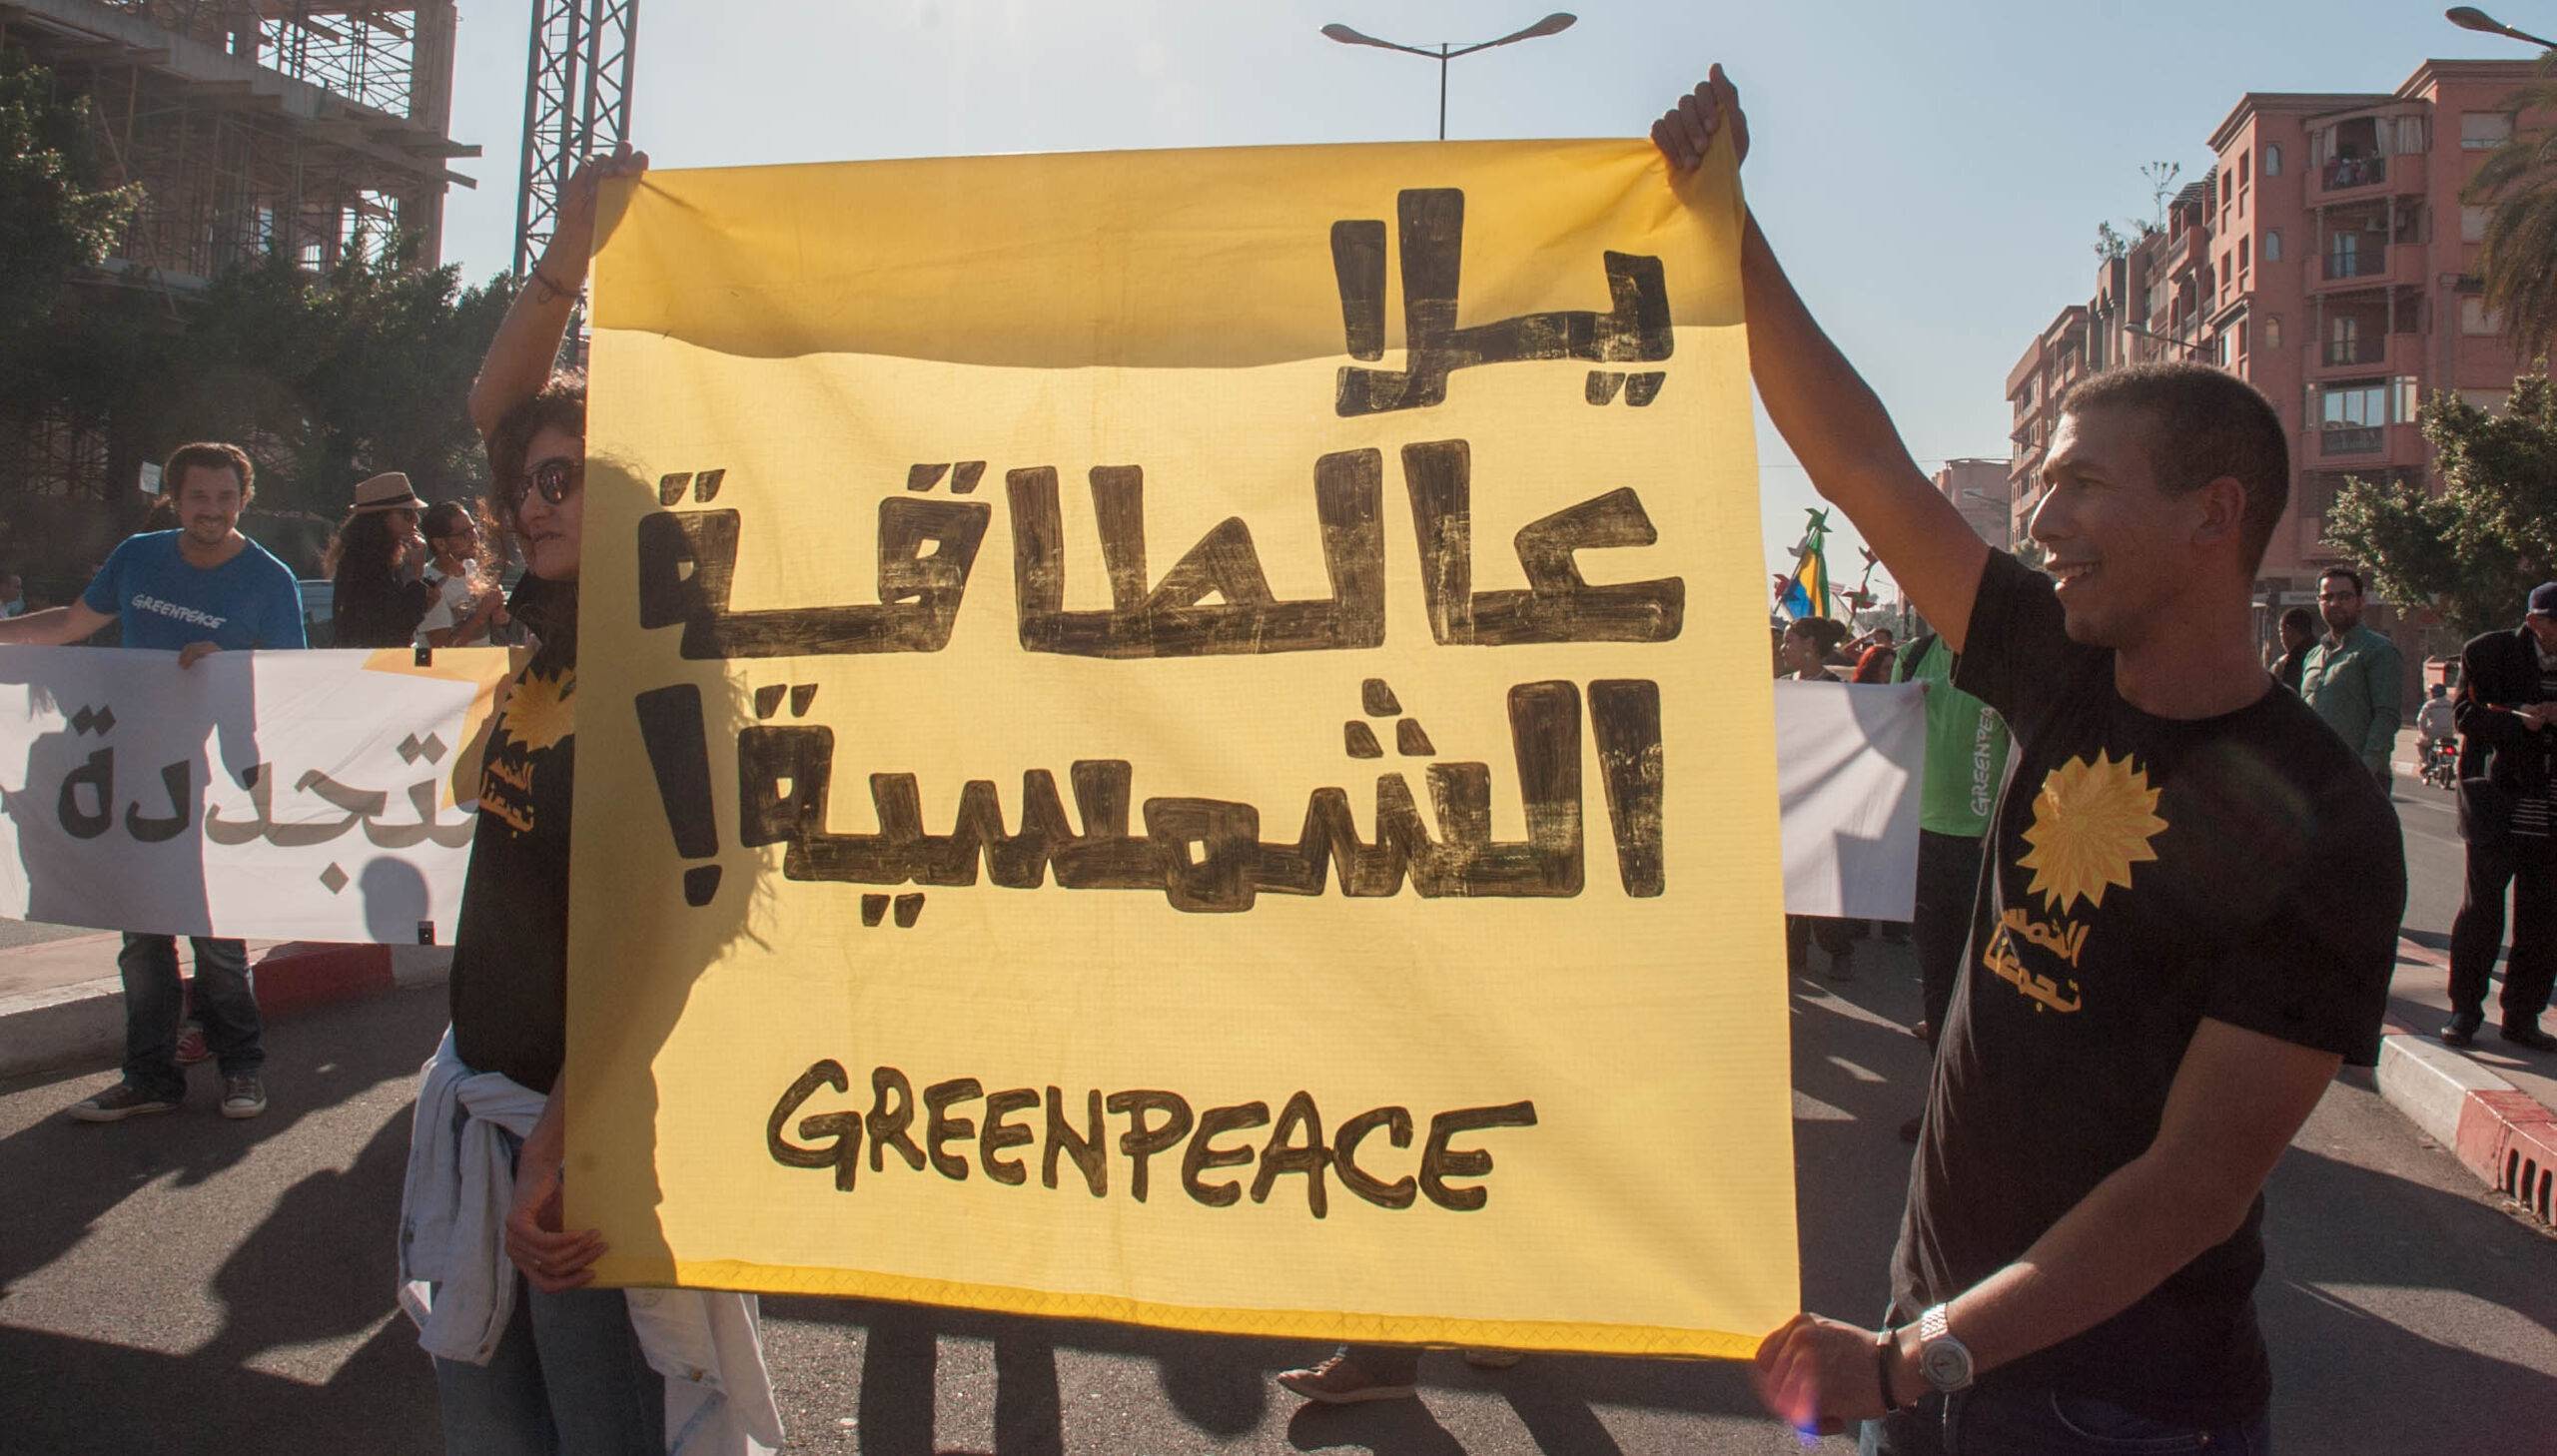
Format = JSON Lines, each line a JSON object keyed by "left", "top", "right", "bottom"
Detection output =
{"left": 1875, "top": 1325, "right": 1905, "bottom": 1410}
{"left": 530, "top": 265, "right": 580, "bottom": 303}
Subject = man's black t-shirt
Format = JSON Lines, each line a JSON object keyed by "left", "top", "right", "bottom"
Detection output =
{"left": 447, "top": 584, "right": 576, "bottom": 1092}
{"left": 1892, "top": 550, "right": 2402, "bottom": 1425}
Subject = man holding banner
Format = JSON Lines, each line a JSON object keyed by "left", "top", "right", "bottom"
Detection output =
{"left": 1657, "top": 67, "right": 2401, "bottom": 1453}
{"left": 0, "top": 441, "right": 305, "bottom": 1123}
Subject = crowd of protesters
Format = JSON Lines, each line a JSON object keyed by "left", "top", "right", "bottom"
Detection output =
{"left": 7, "top": 59, "right": 2553, "bottom": 1456}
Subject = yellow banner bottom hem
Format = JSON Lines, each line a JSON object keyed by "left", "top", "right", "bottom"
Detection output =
{"left": 613, "top": 1257, "right": 1766, "bottom": 1360}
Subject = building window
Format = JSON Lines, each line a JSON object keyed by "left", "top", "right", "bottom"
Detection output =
{"left": 2263, "top": 229, "right": 2282, "bottom": 262}
{"left": 2395, "top": 116, "right": 2428, "bottom": 155}
{"left": 2462, "top": 296, "right": 2505, "bottom": 335}
{"left": 2461, "top": 387, "right": 2510, "bottom": 417}
{"left": 2463, "top": 111, "right": 2515, "bottom": 150}
{"left": 2463, "top": 204, "right": 2490, "bottom": 243}
{"left": 2266, "top": 315, "right": 2282, "bottom": 350}
{"left": 2264, "top": 143, "right": 2283, "bottom": 176}
{"left": 2238, "top": 238, "right": 2251, "bottom": 279}
{"left": 2239, "top": 153, "right": 2251, "bottom": 187}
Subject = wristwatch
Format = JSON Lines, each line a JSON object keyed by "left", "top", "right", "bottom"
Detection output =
{"left": 1917, "top": 1303, "right": 1975, "bottom": 1394}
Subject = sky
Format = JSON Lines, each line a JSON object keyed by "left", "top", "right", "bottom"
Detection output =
{"left": 429, "top": 0, "right": 2538, "bottom": 595}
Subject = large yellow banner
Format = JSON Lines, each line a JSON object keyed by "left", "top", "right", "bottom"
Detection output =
{"left": 576, "top": 140, "right": 1793, "bottom": 1357}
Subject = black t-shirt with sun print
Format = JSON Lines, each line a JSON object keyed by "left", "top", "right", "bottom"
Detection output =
{"left": 447, "top": 584, "right": 578, "bottom": 1093}
{"left": 1891, "top": 550, "right": 2402, "bottom": 1426}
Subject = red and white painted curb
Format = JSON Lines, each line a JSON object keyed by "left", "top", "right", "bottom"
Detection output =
{"left": 2379, "top": 938, "right": 2557, "bottom": 1226}
{"left": 0, "top": 938, "right": 450, "bottom": 1081}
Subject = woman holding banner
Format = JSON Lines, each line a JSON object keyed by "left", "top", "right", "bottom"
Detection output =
{"left": 395, "top": 144, "right": 780, "bottom": 1455}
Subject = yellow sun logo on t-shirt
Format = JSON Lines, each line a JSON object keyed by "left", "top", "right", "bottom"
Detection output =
{"left": 501, "top": 667, "right": 575, "bottom": 754}
{"left": 2019, "top": 750, "right": 2166, "bottom": 913}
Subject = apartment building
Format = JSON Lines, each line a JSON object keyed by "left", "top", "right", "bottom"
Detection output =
{"left": 1934, "top": 458, "right": 2010, "bottom": 548}
{"left": 2005, "top": 58, "right": 2540, "bottom": 666}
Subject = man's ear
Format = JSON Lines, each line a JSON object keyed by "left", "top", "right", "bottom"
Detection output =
{"left": 2190, "top": 475, "right": 2247, "bottom": 550}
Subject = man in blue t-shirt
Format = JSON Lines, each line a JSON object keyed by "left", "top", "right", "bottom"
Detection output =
{"left": 0, "top": 441, "right": 306, "bottom": 1123}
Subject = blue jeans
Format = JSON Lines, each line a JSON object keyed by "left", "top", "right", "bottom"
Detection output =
{"left": 119, "top": 933, "right": 260, "bottom": 1098}
{"left": 1863, "top": 1385, "right": 2270, "bottom": 1455}
{"left": 433, "top": 1273, "right": 665, "bottom": 1455}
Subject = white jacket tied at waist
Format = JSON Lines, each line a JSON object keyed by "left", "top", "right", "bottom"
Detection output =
{"left": 399, "top": 1029, "right": 783, "bottom": 1453}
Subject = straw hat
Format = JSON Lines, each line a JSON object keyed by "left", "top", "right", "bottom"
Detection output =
{"left": 350, "top": 471, "right": 426, "bottom": 513}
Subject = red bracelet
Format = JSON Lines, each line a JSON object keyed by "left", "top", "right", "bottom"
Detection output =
{"left": 1876, "top": 1325, "right": 1905, "bottom": 1410}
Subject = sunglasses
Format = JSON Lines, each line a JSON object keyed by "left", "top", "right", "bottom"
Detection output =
{"left": 513, "top": 456, "right": 583, "bottom": 508}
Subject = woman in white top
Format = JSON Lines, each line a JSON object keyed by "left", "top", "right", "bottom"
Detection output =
{"left": 415, "top": 500, "right": 507, "bottom": 648}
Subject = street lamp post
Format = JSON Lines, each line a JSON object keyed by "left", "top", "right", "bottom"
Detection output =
{"left": 1318, "top": 13, "right": 1577, "bottom": 140}
{"left": 2446, "top": 6, "right": 2557, "bottom": 50}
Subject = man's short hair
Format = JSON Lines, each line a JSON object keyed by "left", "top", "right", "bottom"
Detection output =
{"left": 2320, "top": 565, "right": 2365, "bottom": 596}
{"left": 2059, "top": 363, "right": 2288, "bottom": 575}
{"left": 2278, "top": 605, "right": 2316, "bottom": 634}
{"left": 162, "top": 441, "right": 255, "bottom": 499}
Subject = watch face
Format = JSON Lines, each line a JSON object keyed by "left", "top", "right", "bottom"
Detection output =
{"left": 1920, "top": 1338, "right": 1974, "bottom": 1391}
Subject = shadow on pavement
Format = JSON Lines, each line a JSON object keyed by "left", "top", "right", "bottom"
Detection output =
{"left": 0, "top": 982, "right": 433, "bottom": 1300}
{"left": 2261, "top": 1079, "right": 2557, "bottom": 1449}
{"left": 0, "top": 990, "right": 444, "bottom": 1453}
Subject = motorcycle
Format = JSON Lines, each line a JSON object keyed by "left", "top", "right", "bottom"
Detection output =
{"left": 2420, "top": 737, "right": 2459, "bottom": 791}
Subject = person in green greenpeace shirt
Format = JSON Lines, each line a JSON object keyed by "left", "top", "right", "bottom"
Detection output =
{"left": 1893, "top": 631, "right": 2012, "bottom": 1139}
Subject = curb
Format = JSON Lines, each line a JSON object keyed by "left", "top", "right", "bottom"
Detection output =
{"left": 0, "top": 940, "right": 451, "bottom": 1082}
{"left": 2374, "top": 938, "right": 2557, "bottom": 1226}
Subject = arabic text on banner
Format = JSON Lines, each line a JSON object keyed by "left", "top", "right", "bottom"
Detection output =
{"left": 573, "top": 141, "right": 1796, "bottom": 1357}
{"left": 0, "top": 646, "right": 513, "bottom": 942}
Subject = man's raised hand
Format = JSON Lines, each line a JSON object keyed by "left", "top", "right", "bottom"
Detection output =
{"left": 1652, "top": 64, "right": 1749, "bottom": 173}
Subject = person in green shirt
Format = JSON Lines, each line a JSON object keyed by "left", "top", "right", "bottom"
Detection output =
{"left": 1891, "top": 632, "right": 2012, "bottom": 1142}
{"left": 2300, "top": 567, "right": 2404, "bottom": 792}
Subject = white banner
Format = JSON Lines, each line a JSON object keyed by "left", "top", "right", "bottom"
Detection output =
{"left": 0, "top": 646, "right": 1919, "bottom": 940}
{"left": 1776, "top": 680, "right": 1924, "bottom": 920}
{"left": 0, "top": 645, "right": 513, "bottom": 942}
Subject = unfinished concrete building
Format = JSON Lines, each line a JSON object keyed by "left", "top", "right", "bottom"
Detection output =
{"left": 0, "top": 0, "right": 474, "bottom": 559}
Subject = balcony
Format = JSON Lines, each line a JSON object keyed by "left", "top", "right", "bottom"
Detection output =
{"left": 2324, "top": 246, "right": 2387, "bottom": 281}
{"left": 2323, "top": 335, "right": 2387, "bottom": 366}
{"left": 2319, "top": 424, "right": 2386, "bottom": 456}
{"left": 2322, "top": 155, "right": 2385, "bottom": 191}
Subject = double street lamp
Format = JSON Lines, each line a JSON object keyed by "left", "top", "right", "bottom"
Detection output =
{"left": 1318, "top": 13, "right": 1577, "bottom": 141}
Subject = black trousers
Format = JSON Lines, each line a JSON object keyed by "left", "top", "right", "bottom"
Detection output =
{"left": 1786, "top": 914, "right": 1856, "bottom": 970}
{"left": 1913, "top": 830, "right": 1990, "bottom": 1035}
{"left": 2448, "top": 831, "right": 2557, "bottom": 1025}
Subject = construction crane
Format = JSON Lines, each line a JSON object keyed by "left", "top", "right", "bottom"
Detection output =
{"left": 511, "top": 0, "right": 637, "bottom": 280}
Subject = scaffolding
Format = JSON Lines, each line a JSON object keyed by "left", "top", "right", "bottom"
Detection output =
{"left": 0, "top": 0, "right": 476, "bottom": 530}
{"left": 0, "top": 0, "right": 474, "bottom": 282}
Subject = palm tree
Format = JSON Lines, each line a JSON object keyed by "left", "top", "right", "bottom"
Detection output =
{"left": 2465, "top": 56, "right": 2557, "bottom": 363}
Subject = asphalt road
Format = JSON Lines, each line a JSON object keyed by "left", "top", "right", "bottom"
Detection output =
{"left": 4, "top": 802, "right": 2552, "bottom": 1456}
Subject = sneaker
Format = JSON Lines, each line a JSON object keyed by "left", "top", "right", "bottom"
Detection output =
{"left": 174, "top": 1021, "right": 210, "bottom": 1066}
{"left": 2441, "top": 1013, "right": 2482, "bottom": 1049}
{"left": 1278, "top": 1353, "right": 1417, "bottom": 1405}
{"left": 70, "top": 1082, "right": 180, "bottom": 1122}
{"left": 220, "top": 1073, "right": 268, "bottom": 1119}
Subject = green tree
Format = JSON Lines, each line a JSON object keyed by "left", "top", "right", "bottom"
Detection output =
{"left": 0, "top": 46, "right": 138, "bottom": 356}
{"left": 2463, "top": 57, "right": 2557, "bottom": 364}
{"left": 173, "top": 238, "right": 513, "bottom": 521}
{"left": 2324, "top": 374, "right": 2557, "bottom": 642}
